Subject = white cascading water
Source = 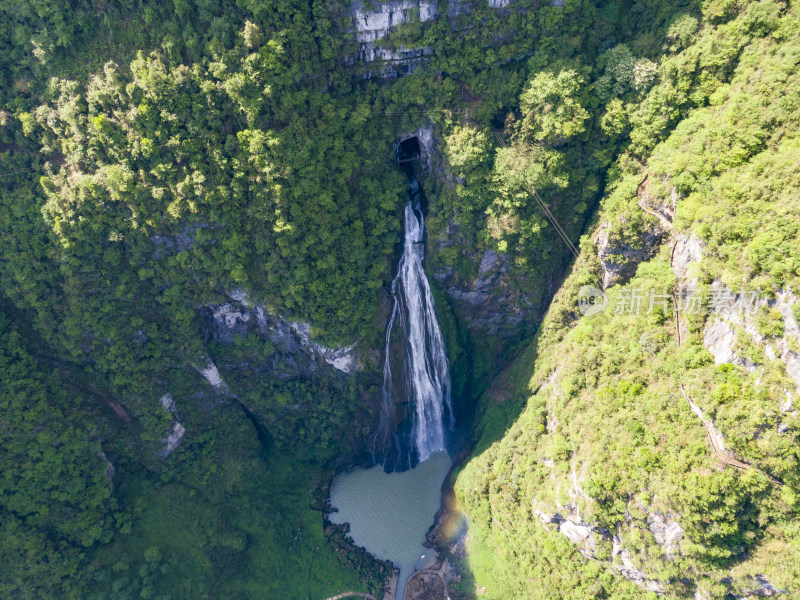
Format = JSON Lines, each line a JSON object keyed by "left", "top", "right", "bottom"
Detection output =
{"left": 381, "top": 178, "right": 453, "bottom": 463}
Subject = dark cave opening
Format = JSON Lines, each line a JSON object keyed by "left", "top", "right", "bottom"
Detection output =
{"left": 397, "top": 136, "right": 421, "bottom": 164}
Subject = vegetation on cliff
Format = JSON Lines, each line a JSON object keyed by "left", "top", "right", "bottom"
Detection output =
{"left": 1, "top": 0, "right": 798, "bottom": 597}
{"left": 455, "top": 1, "right": 800, "bottom": 597}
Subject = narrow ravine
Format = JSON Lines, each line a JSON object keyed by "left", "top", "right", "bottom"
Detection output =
{"left": 330, "top": 140, "right": 454, "bottom": 600}
{"left": 377, "top": 170, "right": 454, "bottom": 469}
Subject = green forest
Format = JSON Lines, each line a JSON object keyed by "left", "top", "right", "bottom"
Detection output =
{"left": 1, "top": 0, "right": 799, "bottom": 598}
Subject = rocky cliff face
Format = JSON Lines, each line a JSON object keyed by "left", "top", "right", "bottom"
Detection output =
{"left": 156, "top": 393, "right": 186, "bottom": 459}
{"left": 346, "top": 0, "right": 527, "bottom": 78}
{"left": 431, "top": 245, "right": 543, "bottom": 339}
{"left": 185, "top": 290, "right": 376, "bottom": 457}
{"left": 346, "top": 0, "right": 438, "bottom": 77}
{"left": 199, "top": 291, "right": 359, "bottom": 380}
{"left": 400, "top": 124, "right": 551, "bottom": 344}
{"left": 451, "top": 150, "right": 800, "bottom": 597}
{"left": 594, "top": 221, "right": 665, "bottom": 290}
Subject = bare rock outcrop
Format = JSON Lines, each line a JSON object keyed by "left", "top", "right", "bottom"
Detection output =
{"left": 157, "top": 393, "right": 186, "bottom": 459}
{"left": 432, "top": 245, "right": 541, "bottom": 338}
{"left": 200, "top": 290, "right": 359, "bottom": 380}
{"left": 595, "top": 220, "right": 665, "bottom": 290}
{"left": 347, "top": 0, "right": 523, "bottom": 78}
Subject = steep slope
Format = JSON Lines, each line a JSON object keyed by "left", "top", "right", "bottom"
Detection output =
{"left": 455, "top": 2, "right": 800, "bottom": 598}
{"left": 2, "top": 0, "right": 798, "bottom": 597}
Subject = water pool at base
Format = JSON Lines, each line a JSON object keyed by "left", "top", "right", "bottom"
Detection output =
{"left": 328, "top": 451, "right": 452, "bottom": 600}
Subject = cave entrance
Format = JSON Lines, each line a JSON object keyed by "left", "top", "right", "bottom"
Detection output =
{"left": 397, "top": 136, "right": 421, "bottom": 165}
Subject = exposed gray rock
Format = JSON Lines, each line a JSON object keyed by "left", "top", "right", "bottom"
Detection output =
{"left": 433, "top": 244, "right": 533, "bottom": 337}
{"left": 194, "top": 359, "right": 229, "bottom": 394}
{"left": 559, "top": 518, "right": 594, "bottom": 544}
{"left": 355, "top": 43, "right": 432, "bottom": 64}
{"left": 288, "top": 321, "right": 358, "bottom": 374}
{"left": 264, "top": 317, "right": 302, "bottom": 355}
{"left": 733, "top": 574, "right": 787, "bottom": 597}
{"left": 671, "top": 239, "right": 768, "bottom": 376}
{"left": 479, "top": 248, "right": 499, "bottom": 275}
{"left": 160, "top": 393, "right": 176, "bottom": 413}
{"left": 535, "top": 505, "right": 666, "bottom": 594}
{"left": 638, "top": 174, "right": 678, "bottom": 226}
{"left": 202, "top": 294, "right": 359, "bottom": 377}
{"left": 255, "top": 305, "right": 268, "bottom": 331}
{"left": 595, "top": 221, "right": 665, "bottom": 290}
{"left": 785, "top": 353, "right": 800, "bottom": 389}
{"left": 780, "top": 392, "right": 793, "bottom": 413}
{"left": 699, "top": 285, "right": 800, "bottom": 414}
{"left": 612, "top": 535, "right": 665, "bottom": 593}
{"left": 437, "top": 218, "right": 463, "bottom": 249}
{"left": 350, "top": 0, "right": 436, "bottom": 44}
{"left": 647, "top": 512, "right": 683, "bottom": 558}
{"left": 398, "top": 122, "right": 435, "bottom": 173}
{"left": 593, "top": 172, "right": 677, "bottom": 290}
{"left": 157, "top": 393, "right": 186, "bottom": 459}
{"left": 347, "top": 0, "right": 511, "bottom": 77}
{"left": 347, "top": 0, "right": 436, "bottom": 77}
{"left": 671, "top": 233, "right": 704, "bottom": 281}
{"left": 158, "top": 422, "right": 186, "bottom": 459}
{"left": 769, "top": 290, "right": 800, "bottom": 392}
{"left": 228, "top": 288, "right": 250, "bottom": 305}
{"left": 704, "top": 317, "right": 750, "bottom": 370}
{"left": 536, "top": 507, "right": 677, "bottom": 594}
{"left": 212, "top": 303, "right": 251, "bottom": 344}
{"left": 701, "top": 281, "right": 767, "bottom": 373}
{"left": 534, "top": 510, "right": 602, "bottom": 559}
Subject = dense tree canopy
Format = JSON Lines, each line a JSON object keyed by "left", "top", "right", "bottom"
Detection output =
{"left": 1, "top": 0, "right": 799, "bottom": 597}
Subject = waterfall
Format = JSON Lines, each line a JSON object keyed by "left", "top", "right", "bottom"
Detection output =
{"left": 379, "top": 176, "right": 453, "bottom": 467}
